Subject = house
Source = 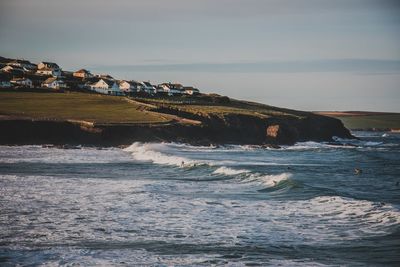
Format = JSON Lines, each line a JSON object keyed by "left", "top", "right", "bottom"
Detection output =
{"left": 158, "top": 83, "right": 185, "bottom": 95}
{"left": 96, "top": 74, "right": 114, "bottom": 80}
{"left": 7, "top": 59, "right": 37, "bottom": 72}
{"left": 118, "top": 80, "right": 139, "bottom": 94}
{"left": 36, "top": 68, "right": 62, "bottom": 77}
{"left": 37, "top": 62, "right": 62, "bottom": 77}
{"left": 0, "top": 73, "right": 11, "bottom": 88}
{"left": 0, "top": 79, "right": 11, "bottom": 88}
{"left": 157, "top": 83, "right": 171, "bottom": 94}
{"left": 78, "top": 77, "right": 100, "bottom": 90}
{"left": 42, "top": 77, "right": 68, "bottom": 89}
{"left": 89, "top": 78, "right": 122, "bottom": 95}
{"left": 73, "top": 69, "right": 93, "bottom": 79}
{"left": 142, "top": 81, "right": 156, "bottom": 94}
{"left": 120, "top": 80, "right": 146, "bottom": 93}
{"left": 10, "top": 78, "right": 33, "bottom": 88}
{"left": 25, "top": 74, "right": 48, "bottom": 88}
{"left": 183, "top": 86, "right": 200, "bottom": 95}
{"left": 1, "top": 65, "right": 25, "bottom": 77}
{"left": 38, "top": 62, "right": 60, "bottom": 70}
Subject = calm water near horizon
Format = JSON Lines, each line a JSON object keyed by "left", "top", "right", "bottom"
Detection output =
{"left": 1, "top": 131, "right": 399, "bottom": 266}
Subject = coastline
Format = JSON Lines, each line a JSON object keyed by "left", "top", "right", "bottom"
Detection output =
{"left": 0, "top": 91, "right": 355, "bottom": 147}
{"left": 0, "top": 112, "right": 354, "bottom": 147}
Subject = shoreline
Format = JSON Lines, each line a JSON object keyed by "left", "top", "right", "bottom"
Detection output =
{"left": 0, "top": 113, "right": 355, "bottom": 147}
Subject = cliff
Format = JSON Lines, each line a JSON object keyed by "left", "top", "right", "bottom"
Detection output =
{"left": 0, "top": 92, "right": 354, "bottom": 146}
{"left": 0, "top": 113, "right": 353, "bottom": 146}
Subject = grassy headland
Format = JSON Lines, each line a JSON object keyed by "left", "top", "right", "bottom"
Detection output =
{"left": 0, "top": 91, "right": 354, "bottom": 146}
{"left": 315, "top": 111, "right": 400, "bottom": 130}
{"left": 0, "top": 91, "right": 306, "bottom": 123}
{"left": 0, "top": 91, "right": 172, "bottom": 124}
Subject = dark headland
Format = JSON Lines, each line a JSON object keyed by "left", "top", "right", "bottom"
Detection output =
{"left": 0, "top": 56, "right": 355, "bottom": 146}
{"left": 0, "top": 91, "right": 355, "bottom": 147}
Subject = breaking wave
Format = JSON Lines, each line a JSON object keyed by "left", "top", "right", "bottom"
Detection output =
{"left": 247, "top": 172, "right": 293, "bottom": 188}
{"left": 212, "top": 167, "right": 250, "bottom": 176}
{"left": 124, "top": 143, "right": 293, "bottom": 189}
{"left": 124, "top": 143, "right": 198, "bottom": 167}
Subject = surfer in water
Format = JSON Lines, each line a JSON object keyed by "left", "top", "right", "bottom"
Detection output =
{"left": 354, "top": 168, "right": 362, "bottom": 175}
{"left": 181, "top": 161, "right": 185, "bottom": 167}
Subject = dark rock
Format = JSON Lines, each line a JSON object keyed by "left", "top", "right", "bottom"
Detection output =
{"left": 0, "top": 109, "right": 355, "bottom": 146}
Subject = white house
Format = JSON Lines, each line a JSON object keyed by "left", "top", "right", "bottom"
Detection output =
{"left": 37, "top": 62, "right": 62, "bottom": 77}
{"left": 42, "top": 77, "right": 68, "bottom": 89}
{"left": 0, "top": 77, "right": 11, "bottom": 88}
{"left": 142, "top": 81, "right": 156, "bottom": 94}
{"left": 36, "top": 67, "right": 62, "bottom": 77}
{"left": 158, "top": 83, "right": 184, "bottom": 96}
{"left": 184, "top": 86, "right": 200, "bottom": 95}
{"left": 10, "top": 78, "right": 33, "bottom": 88}
{"left": 7, "top": 59, "right": 37, "bottom": 72}
{"left": 38, "top": 62, "right": 60, "bottom": 70}
{"left": 1, "top": 65, "right": 25, "bottom": 73}
{"left": 73, "top": 69, "right": 93, "bottom": 79}
{"left": 121, "top": 80, "right": 146, "bottom": 93}
{"left": 118, "top": 80, "right": 137, "bottom": 94}
{"left": 90, "top": 79, "right": 122, "bottom": 95}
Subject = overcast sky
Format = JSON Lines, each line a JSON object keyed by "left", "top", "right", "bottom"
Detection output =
{"left": 1, "top": 0, "right": 399, "bottom": 111}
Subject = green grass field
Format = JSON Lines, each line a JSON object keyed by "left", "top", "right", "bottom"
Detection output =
{"left": 0, "top": 91, "right": 324, "bottom": 126}
{"left": 331, "top": 114, "right": 400, "bottom": 130}
{"left": 0, "top": 92, "right": 171, "bottom": 124}
{"left": 135, "top": 97, "right": 303, "bottom": 119}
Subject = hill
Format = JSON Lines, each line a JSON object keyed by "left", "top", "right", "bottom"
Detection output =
{"left": 315, "top": 111, "right": 400, "bottom": 131}
{"left": 0, "top": 91, "right": 354, "bottom": 146}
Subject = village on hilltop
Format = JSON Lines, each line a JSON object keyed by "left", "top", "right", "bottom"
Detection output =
{"left": 0, "top": 57, "right": 200, "bottom": 97}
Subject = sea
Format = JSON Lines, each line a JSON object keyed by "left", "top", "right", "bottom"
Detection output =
{"left": 0, "top": 131, "right": 399, "bottom": 266}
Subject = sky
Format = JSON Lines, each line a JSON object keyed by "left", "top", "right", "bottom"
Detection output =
{"left": 1, "top": 0, "right": 399, "bottom": 111}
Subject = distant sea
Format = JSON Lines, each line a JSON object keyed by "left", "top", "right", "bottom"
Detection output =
{"left": 1, "top": 131, "right": 399, "bottom": 266}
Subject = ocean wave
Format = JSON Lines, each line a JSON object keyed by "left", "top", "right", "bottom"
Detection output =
{"left": 124, "top": 143, "right": 198, "bottom": 167}
{"left": 249, "top": 172, "right": 293, "bottom": 188}
{"left": 214, "top": 168, "right": 293, "bottom": 189}
{"left": 213, "top": 166, "right": 250, "bottom": 176}
{"left": 302, "top": 196, "right": 400, "bottom": 235}
{"left": 0, "top": 145, "right": 129, "bottom": 164}
{"left": 125, "top": 143, "right": 293, "bottom": 189}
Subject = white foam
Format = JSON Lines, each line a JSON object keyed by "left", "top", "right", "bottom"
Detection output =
{"left": 213, "top": 166, "right": 250, "bottom": 176}
{"left": 283, "top": 141, "right": 325, "bottom": 150}
{"left": 248, "top": 172, "right": 292, "bottom": 187}
{"left": 0, "top": 145, "right": 129, "bottom": 164}
{"left": 124, "top": 142, "right": 198, "bottom": 167}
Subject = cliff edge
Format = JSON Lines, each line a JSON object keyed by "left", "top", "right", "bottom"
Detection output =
{"left": 0, "top": 92, "right": 354, "bottom": 146}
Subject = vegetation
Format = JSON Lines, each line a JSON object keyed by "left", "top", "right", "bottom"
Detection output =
{"left": 0, "top": 91, "right": 172, "bottom": 124}
{"left": 334, "top": 115, "right": 400, "bottom": 130}
{"left": 0, "top": 91, "right": 312, "bottom": 127}
{"left": 318, "top": 112, "right": 400, "bottom": 130}
{"left": 134, "top": 96, "right": 304, "bottom": 119}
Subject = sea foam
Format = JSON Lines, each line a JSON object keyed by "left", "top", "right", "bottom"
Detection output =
{"left": 213, "top": 166, "right": 250, "bottom": 176}
{"left": 251, "top": 172, "right": 293, "bottom": 187}
{"left": 124, "top": 142, "right": 196, "bottom": 167}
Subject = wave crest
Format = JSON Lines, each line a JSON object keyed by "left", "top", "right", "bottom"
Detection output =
{"left": 213, "top": 167, "right": 250, "bottom": 176}
{"left": 124, "top": 143, "right": 195, "bottom": 167}
{"left": 125, "top": 143, "right": 294, "bottom": 189}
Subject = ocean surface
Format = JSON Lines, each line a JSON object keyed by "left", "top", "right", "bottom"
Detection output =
{"left": 1, "top": 131, "right": 399, "bottom": 266}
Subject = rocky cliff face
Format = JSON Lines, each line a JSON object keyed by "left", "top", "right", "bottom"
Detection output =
{"left": 0, "top": 108, "right": 354, "bottom": 146}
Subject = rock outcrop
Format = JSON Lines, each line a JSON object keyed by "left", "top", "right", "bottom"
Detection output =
{"left": 0, "top": 106, "right": 354, "bottom": 146}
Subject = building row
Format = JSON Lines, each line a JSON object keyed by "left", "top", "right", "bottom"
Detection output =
{"left": 0, "top": 58, "right": 200, "bottom": 96}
